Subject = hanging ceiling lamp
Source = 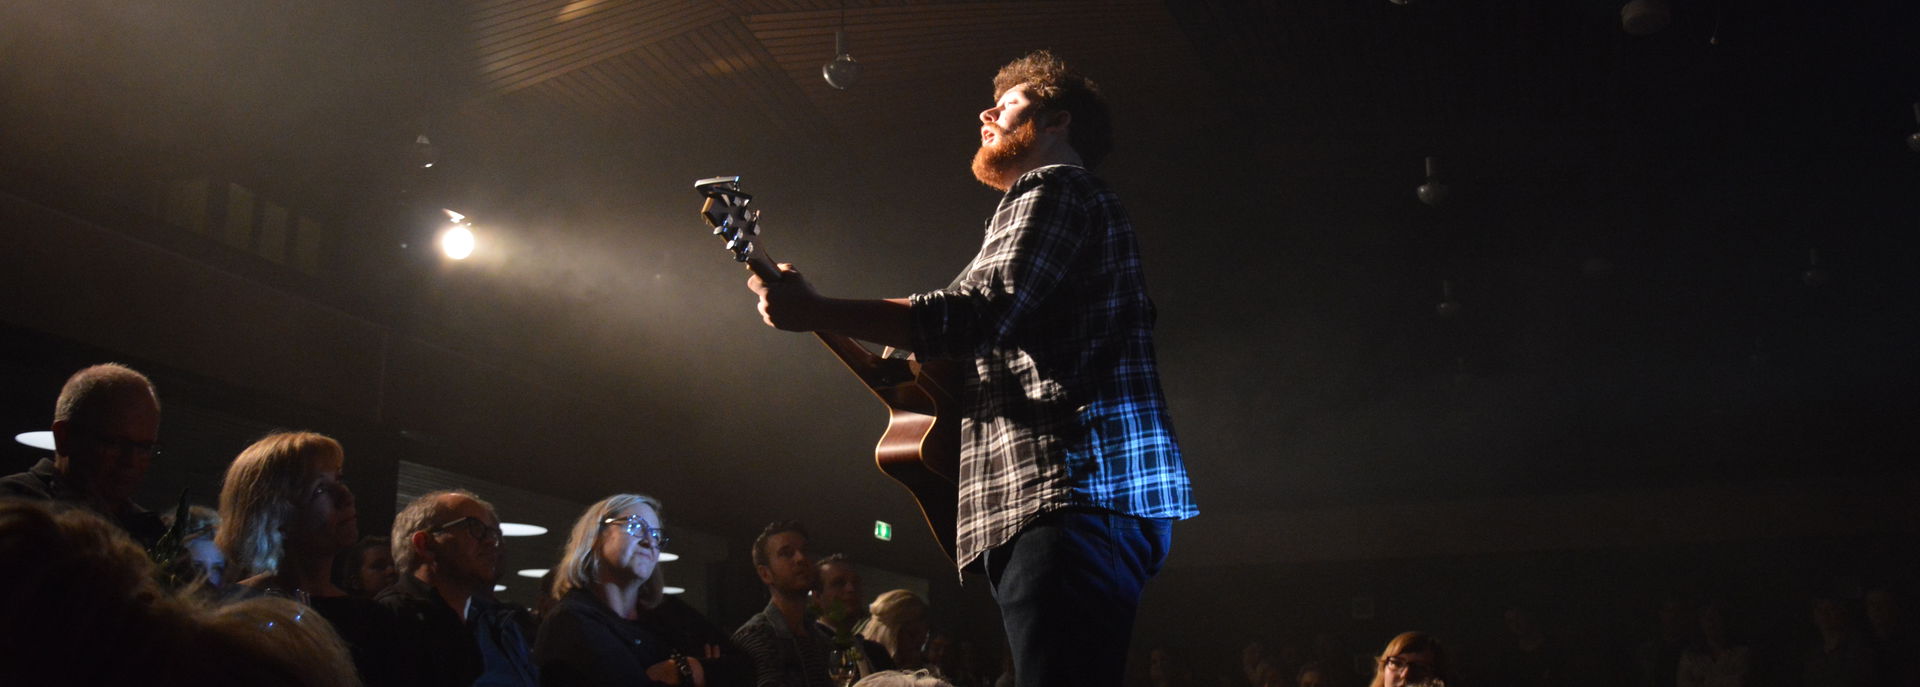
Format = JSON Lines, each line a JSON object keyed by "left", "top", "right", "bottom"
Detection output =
{"left": 821, "top": 5, "right": 861, "bottom": 90}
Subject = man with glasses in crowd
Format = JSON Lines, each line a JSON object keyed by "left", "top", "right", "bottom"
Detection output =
{"left": 380, "top": 489, "right": 539, "bottom": 686}
{"left": 1, "top": 363, "right": 166, "bottom": 546}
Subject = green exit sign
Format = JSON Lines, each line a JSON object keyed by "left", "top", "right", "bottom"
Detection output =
{"left": 873, "top": 521, "right": 893, "bottom": 541}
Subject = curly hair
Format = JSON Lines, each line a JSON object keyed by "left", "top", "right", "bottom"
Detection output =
{"left": 990, "top": 50, "right": 1113, "bottom": 168}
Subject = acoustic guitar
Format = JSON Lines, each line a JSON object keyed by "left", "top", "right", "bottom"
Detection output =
{"left": 696, "top": 176, "right": 962, "bottom": 563}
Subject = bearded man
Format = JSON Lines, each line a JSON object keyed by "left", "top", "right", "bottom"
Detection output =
{"left": 747, "top": 50, "right": 1197, "bottom": 687}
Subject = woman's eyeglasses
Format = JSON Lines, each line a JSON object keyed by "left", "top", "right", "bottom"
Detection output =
{"left": 1383, "top": 656, "right": 1435, "bottom": 676}
{"left": 600, "top": 515, "right": 668, "bottom": 546}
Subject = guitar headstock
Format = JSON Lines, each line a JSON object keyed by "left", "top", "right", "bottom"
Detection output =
{"left": 695, "top": 176, "right": 759, "bottom": 263}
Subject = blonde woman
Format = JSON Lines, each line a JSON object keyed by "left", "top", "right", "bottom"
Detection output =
{"left": 217, "top": 431, "right": 402, "bottom": 686}
{"left": 862, "top": 589, "right": 932, "bottom": 671}
{"left": 536, "top": 493, "right": 738, "bottom": 686}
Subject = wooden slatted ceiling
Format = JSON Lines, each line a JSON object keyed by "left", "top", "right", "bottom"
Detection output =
{"left": 513, "top": 17, "right": 831, "bottom": 142}
{"left": 745, "top": 1, "right": 1193, "bottom": 129}
{"left": 461, "top": 0, "right": 1196, "bottom": 152}
{"left": 467, "top": 0, "right": 734, "bottom": 93}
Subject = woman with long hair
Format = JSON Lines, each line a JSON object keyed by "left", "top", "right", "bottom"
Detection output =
{"left": 535, "top": 493, "right": 739, "bottom": 686}
{"left": 1368, "top": 632, "right": 1452, "bottom": 687}
{"left": 862, "top": 589, "right": 932, "bottom": 671}
{"left": 216, "top": 431, "right": 402, "bottom": 686}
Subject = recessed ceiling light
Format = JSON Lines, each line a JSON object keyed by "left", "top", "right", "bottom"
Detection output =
{"left": 500, "top": 523, "right": 547, "bottom": 537}
{"left": 14, "top": 431, "right": 53, "bottom": 451}
{"left": 663, "top": 586, "right": 685, "bottom": 595}
{"left": 659, "top": 552, "right": 680, "bottom": 562}
{"left": 493, "top": 584, "right": 507, "bottom": 592}
{"left": 516, "top": 568, "right": 549, "bottom": 579}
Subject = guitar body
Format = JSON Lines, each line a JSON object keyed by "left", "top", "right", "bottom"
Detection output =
{"left": 837, "top": 344, "right": 963, "bottom": 564}
{"left": 697, "top": 176, "right": 964, "bottom": 563}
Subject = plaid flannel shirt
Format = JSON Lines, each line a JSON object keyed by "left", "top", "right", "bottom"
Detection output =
{"left": 909, "top": 164, "right": 1198, "bottom": 573}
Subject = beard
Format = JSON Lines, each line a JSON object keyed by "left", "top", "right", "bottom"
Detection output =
{"left": 971, "top": 116, "right": 1040, "bottom": 191}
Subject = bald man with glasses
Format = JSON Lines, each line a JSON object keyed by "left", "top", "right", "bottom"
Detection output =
{"left": 380, "top": 489, "right": 539, "bottom": 686}
{"left": 1, "top": 363, "right": 166, "bottom": 546}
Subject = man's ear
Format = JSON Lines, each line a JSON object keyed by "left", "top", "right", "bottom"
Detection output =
{"left": 1041, "top": 109, "right": 1072, "bottom": 134}
{"left": 756, "top": 563, "right": 775, "bottom": 586}
{"left": 410, "top": 530, "right": 435, "bottom": 562}
{"left": 49, "top": 419, "right": 71, "bottom": 458}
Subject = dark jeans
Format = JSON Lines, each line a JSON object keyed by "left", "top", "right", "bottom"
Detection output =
{"left": 983, "top": 508, "right": 1172, "bottom": 687}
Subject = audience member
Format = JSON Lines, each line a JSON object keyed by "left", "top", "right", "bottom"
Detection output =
{"left": 0, "top": 499, "right": 360, "bottom": 687}
{"left": 1865, "top": 588, "right": 1919, "bottom": 687}
{"left": 1310, "top": 632, "right": 1359, "bottom": 687}
{"left": 854, "top": 670, "right": 956, "bottom": 687}
{"left": 734, "top": 520, "right": 834, "bottom": 687}
{"left": 1368, "top": 632, "right": 1452, "bottom": 687}
{"left": 159, "top": 504, "right": 227, "bottom": 592}
{"left": 379, "top": 490, "right": 538, "bottom": 686}
{"left": 1247, "top": 658, "right": 1285, "bottom": 687}
{"left": 334, "top": 535, "right": 398, "bottom": 598}
{"left": 1298, "top": 661, "right": 1329, "bottom": 687}
{"left": 816, "top": 553, "right": 897, "bottom": 678}
{"left": 534, "top": 493, "right": 713, "bottom": 686}
{"left": 1238, "top": 637, "right": 1272, "bottom": 687}
{"left": 1804, "top": 596, "right": 1878, "bottom": 687}
{"left": 1147, "top": 646, "right": 1195, "bottom": 687}
{"left": 1487, "top": 607, "right": 1562, "bottom": 687}
{"left": 217, "top": 430, "right": 404, "bottom": 686}
{"left": 1632, "top": 597, "right": 1696, "bottom": 687}
{"left": 0, "top": 363, "right": 166, "bottom": 545}
{"left": 1675, "top": 603, "right": 1750, "bottom": 687}
{"left": 863, "top": 589, "right": 932, "bottom": 672}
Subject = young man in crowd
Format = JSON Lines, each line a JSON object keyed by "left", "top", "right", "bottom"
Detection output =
{"left": 734, "top": 520, "right": 834, "bottom": 687}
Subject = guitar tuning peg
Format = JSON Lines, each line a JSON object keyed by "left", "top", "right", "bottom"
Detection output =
{"left": 726, "top": 238, "right": 752, "bottom": 254}
{"left": 746, "top": 209, "right": 760, "bottom": 221}
{"left": 711, "top": 225, "right": 726, "bottom": 236}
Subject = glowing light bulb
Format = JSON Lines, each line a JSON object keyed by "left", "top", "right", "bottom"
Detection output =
{"left": 440, "top": 224, "right": 475, "bottom": 260}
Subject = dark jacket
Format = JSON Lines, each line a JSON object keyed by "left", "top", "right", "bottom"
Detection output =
{"left": 376, "top": 573, "right": 539, "bottom": 687}
{"left": 0, "top": 458, "right": 165, "bottom": 546}
{"left": 535, "top": 588, "right": 675, "bottom": 687}
{"left": 732, "top": 601, "right": 833, "bottom": 687}
{"left": 377, "top": 574, "right": 485, "bottom": 686}
{"left": 534, "top": 588, "right": 750, "bottom": 687}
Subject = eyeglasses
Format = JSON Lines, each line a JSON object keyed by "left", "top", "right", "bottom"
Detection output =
{"left": 1383, "top": 656, "right": 1435, "bottom": 676}
{"left": 80, "top": 429, "right": 162, "bottom": 459}
{"left": 431, "top": 516, "right": 502, "bottom": 544}
{"left": 600, "top": 515, "right": 668, "bottom": 546}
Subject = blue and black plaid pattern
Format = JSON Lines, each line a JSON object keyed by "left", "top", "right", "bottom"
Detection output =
{"left": 910, "top": 164, "right": 1199, "bottom": 572}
